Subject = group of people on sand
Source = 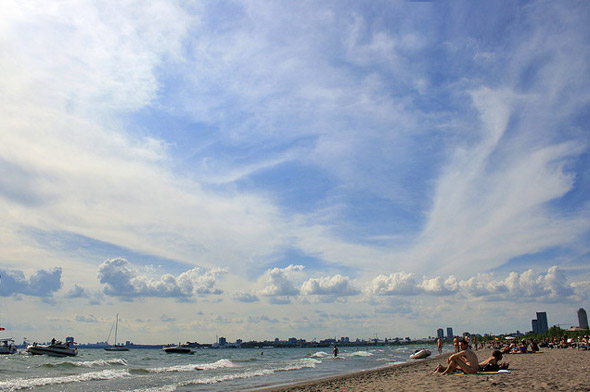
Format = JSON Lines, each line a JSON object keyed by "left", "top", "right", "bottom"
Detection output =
{"left": 433, "top": 338, "right": 509, "bottom": 375}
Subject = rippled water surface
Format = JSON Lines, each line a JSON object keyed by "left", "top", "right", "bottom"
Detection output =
{"left": 0, "top": 344, "right": 445, "bottom": 391}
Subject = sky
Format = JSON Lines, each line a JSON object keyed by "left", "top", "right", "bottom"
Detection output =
{"left": 0, "top": 0, "right": 589, "bottom": 345}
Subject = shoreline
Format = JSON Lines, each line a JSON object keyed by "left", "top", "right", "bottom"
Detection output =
{"left": 252, "top": 348, "right": 590, "bottom": 391}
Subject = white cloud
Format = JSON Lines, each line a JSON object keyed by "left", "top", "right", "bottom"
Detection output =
{"left": 258, "top": 265, "right": 305, "bottom": 300}
{"left": 233, "top": 292, "right": 259, "bottom": 303}
{"left": 0, "top": 267, "right": 62, "bottom": 297}
{"left": 75, "top": 314, "right": 98, "bottom": 323}
{"left": 97, "top": 257, "right": 227, "bottom": 299}
{"left": 365, "top": 266, "right": 588, "bottom": 303}
{"left": 65, "top": 284, "right": 89, "bottom": 299}
{"left": 366, "top": 272, "right": 421, "bottom": 296}
{"left": 300, "top": 275, "right": 359, "bottom": 297}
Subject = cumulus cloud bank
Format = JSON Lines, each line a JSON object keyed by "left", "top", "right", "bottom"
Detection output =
{"left": 97, "top": 258, "right": 227, "bottom": 300}
{"left": 0, "top": 268, "right": 62, "bottom": 297}
{"left": 366, "top": 266, "right": 588, "bottom": 302}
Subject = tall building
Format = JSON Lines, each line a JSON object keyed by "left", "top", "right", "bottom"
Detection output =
{"left": 532, "top": 319, "right": 538, "bottom": 334}
{"left": 578, "top": 308, "right": 589, "bottom": 329}
{"left": 536, "top": 312, "right": 548, "bottom": 334}
{"left": 437, "top": 328, "right": 444, "bottom": 339}
{"left": 446, "top": 327, "right": 453, "bottom": 339}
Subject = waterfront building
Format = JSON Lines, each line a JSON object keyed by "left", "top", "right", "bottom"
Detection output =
{"left": 446, "top": 327, "right": 453, "bottom": 339}
{"left": 532, "top": 319, "right": 539, "bottom": 334}
{"left": 578, "top": 308, "right": 588, "bottom": 329}
{"left": 536, "top": 312, "right": 548, "bottom": 334}
{"left": 437, "top": 328, "right": 444, "bottom": 339}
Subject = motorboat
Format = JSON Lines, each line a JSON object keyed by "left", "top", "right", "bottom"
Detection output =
{"left": 104, "top": 313, "right": 129, "bottom": 351}
{"left": 27, "top": 341, "right": 78, "bottom": 357}
{"left": 163, "top": 344, "right": 195, "bottom": 354}
{"left": 0, "top": 338, "right": 17, "bottom": 354}
{"left": 409, "top": 349, "right": 431, "bottom": 359}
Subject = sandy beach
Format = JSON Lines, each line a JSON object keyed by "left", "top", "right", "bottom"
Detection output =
{"left": 255, "top": 348, "right": 590, "bottom": 392}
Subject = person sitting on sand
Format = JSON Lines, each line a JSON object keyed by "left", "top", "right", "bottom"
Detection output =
{"left": 433, "top": 338, "right": 479, "bottom": 375}
{"left": 478, "top": 350, "right": 509, "bottom": 372}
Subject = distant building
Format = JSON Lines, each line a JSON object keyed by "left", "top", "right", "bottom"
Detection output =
{"left": 65, "top": 337, "right": 74, "bottom": 344}
{"left": 437, "top": 329, "right": 444, "bottom": 339}
{"left": 532, "top": 319, "right": 539, "bottom": 334}
{"left": 446, "top": 327, "right": 453, "bottom": 339}
{"left": 218, "top": 337, "right": 227, "bottom": 346}
{"left": 536, "top": 312, "right": 548, "bottom": 334}
{"left": 578, "top": 308, "right": 588, "bottom": 329}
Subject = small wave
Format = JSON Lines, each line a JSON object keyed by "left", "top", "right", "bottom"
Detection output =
{"left": 142, "top": 359, "right": 235, "bottom": 373}
{"left": 0, "top": 369, "right": 130, "bottom": 391}
{"left": 276, "top": 357, "right": 321, "bottom": 372}
{"left": 41, "top": 358, "right": 128, "bottom": 368}
{"left": 309, "top": 351, "right": 329, "bottom": 358}
{"left": 180, "top": 369, "right": 275, "bottom": 386}
{"left": 342, "top": 351, "right": 373, "bottom": 357}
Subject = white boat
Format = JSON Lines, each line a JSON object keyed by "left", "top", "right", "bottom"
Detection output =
{"left": 163, "top": 344, "right": 195, "bottom": 354}
{"left": 27, "top": 341, "right": 77, "bottom": 357}
{"left": 410, "top": 349, "right": 431, "bottom": 359}
{"left": 0, "top": 338, "right": 17, "bottom": 354}
{"left": 104, "top": 313, "right": 129, "bottom": 351}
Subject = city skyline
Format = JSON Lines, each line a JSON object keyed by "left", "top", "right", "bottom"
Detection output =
{"left": 1, "top": 0, "right": 589, "bottom": 344}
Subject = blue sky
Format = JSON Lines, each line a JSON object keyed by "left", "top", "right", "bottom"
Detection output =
{"left": 0, "top": 0, "right": 588, "bottom": 344}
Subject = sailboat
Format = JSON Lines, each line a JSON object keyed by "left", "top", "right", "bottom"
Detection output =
{"left": 104, "top": 313, "right": 129, "bottom": 351}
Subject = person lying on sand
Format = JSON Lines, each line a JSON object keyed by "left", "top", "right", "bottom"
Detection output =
{"left": 433, "top": 338, "right": 479, "bottom": 375}
{"left": 478, "top": 350, "right": 509, "bottom": 372}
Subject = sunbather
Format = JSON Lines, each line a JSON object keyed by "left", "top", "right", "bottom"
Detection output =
{"left": 433, "top": 338, "right": 479, "bottom": 375}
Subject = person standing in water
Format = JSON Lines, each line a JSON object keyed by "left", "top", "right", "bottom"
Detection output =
{"left": 333, "top": 346, "right": 339, "bottom": 357}
{"left": 437, "top": 337, "right": 443, "bottom": 355}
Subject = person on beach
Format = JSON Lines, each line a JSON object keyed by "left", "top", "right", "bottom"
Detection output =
{"left": 437, "top": 338, "right": 443, "bottom": 355}
{"left": 333, "top": 346, "right": 338, "bottom": 357}
{"left": 433, "top": 338, "right": 479, "bottom": 375}
{"left": 478, "top": 350, "right": 509, "bottom": 372}
{"left": 453, "top": 336, "right": 459, "bottom": 352}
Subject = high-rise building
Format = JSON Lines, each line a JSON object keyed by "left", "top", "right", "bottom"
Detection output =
{"left": 536, "top": 312, "right": 548, "bottom": 334}
{"left": 446, "top": 327, "right": 453, "bottom": 339}
{"left": 578, "top": 308, "right": 588, "bottom": 329}
{"left": 532, "top": 319, "right": 538, "bottom": 334}
{"left": 437, "top": 328, "right": 444, "bottom": 339}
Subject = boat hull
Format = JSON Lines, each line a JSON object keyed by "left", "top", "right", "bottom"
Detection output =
{"left": 27, "top": 345, "right": 78, "bottom": 357}
{"left": 163, "top": 347, "right": 194, "bottom": 354}
{"left": 410, "top": 349, "right": 431, "bottom": 359}
{"left": 105, "top": 346, "right": 129, "bottom": 351}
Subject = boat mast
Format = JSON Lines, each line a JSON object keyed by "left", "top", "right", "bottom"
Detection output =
{"left": 114, "top": 313, "right": 118, "bottom": 346}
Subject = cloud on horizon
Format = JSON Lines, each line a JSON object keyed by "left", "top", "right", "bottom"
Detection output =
{"left": 97, "top": 258, "right": 227, "bottom": 300}
{"left": 0, "top": 268, "right": 62, "bottom": 298}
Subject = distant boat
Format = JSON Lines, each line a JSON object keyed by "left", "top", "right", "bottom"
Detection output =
{"left": 27, "top": 341, "right": 78, "bottom": 357}
{"left": 0, "top": 338, "right": 17, "bottom": 355}
{"left": 410, "top": 349, "right": 431, "bottom": 359}
{"left": 104, "top": 313, "right": 129, "bottom": 351}
{"left": 163, "top": 344, "right": 195, "bottom": 354}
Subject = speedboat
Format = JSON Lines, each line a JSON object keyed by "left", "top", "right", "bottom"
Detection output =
{"left": 163, "top": 345, "right": 194, "bottom": 354}
{"left": 27, "top": 341, "right": 78, "bottom": 357}
{"left": 0, "top": 338, "right": 17, "bottom": 354}
{"left": 409, "top": 349, "right": 431, "bottom": 359}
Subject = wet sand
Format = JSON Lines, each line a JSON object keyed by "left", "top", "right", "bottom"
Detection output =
{"left": 255, "top": 348, "right": 590, "bottom": 391}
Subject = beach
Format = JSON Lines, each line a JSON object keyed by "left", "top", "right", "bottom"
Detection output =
{"left": 256, "top": 348, "right": 590, "bottom": 392}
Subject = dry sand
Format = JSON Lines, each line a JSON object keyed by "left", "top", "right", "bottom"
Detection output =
{"left": 255, "top": 348, "right": 590, "bottom": 391}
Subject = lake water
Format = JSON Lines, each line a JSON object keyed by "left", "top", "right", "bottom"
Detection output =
{"left": 0, "top": 344, "right": 446, "bottom": 391}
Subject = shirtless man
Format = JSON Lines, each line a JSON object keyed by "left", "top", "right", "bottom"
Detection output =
{"left": 433, "top": 338, "right": 479, "bottom": 375}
